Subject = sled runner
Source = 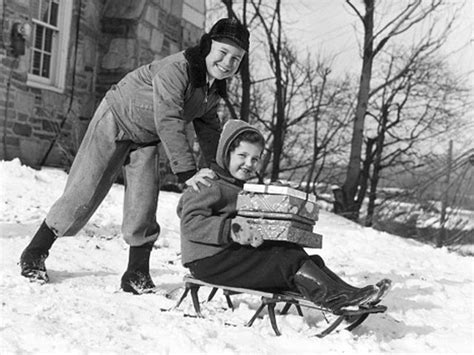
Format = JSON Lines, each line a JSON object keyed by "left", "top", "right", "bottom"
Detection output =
{"left": 175, "top": 275, "right": 387, "bottom": 337}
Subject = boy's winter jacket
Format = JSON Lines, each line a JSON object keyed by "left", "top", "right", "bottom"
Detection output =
{"left": 177, "top": 120, "right": 262, "bottom": 265}
{"left": 105, "top": 46, "right": 225, "bottom": 176}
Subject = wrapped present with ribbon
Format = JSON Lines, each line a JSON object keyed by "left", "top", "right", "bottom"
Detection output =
{"left": 236, "top": 183, "right": 319, "bottom": 221}
{"left": 236, "top": 184, "right": 322, "bottom": 248}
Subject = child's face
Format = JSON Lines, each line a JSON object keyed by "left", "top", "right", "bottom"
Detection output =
{"left": 205, "top": 39, "right": 245, "bottom": 81}
{"left": 228, "top": 141, "right": 262, "bottom": 181}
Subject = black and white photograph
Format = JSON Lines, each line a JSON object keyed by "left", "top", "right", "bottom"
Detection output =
{"left": 1, "top": 0, "right": 472, "bottom": 353}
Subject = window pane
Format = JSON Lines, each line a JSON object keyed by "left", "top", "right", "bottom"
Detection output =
{"left": 32, "top": 51, "right": 41, "bottom": 75}
{"left": 42, "top": 54, "right": 51, "bottom": 78}
{"left": 44, "top": 28, "right": 53, "bottom": 52}
{"left": 34, "top": 26, "right": 44, "bottom": 49}
{"left": 28, "top": 0, "right": 72, "bottom": 89}
{"left": 50, "top": 1, "right": 59, "bottom": 26}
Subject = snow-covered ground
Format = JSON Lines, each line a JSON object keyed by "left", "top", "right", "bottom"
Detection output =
{"left": 1, "top": 159, "right": 473, "bottom": 354}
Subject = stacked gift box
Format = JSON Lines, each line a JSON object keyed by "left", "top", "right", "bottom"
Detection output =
{"left": 236, "top": 183, "right": 322, "bottom": 248}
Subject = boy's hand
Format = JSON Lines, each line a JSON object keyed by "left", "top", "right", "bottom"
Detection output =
{"left": 186, "top": 168, "right": 217, "bottom": 191}
{"left": 230, "top": 216, "right": 263, "bottom": 248}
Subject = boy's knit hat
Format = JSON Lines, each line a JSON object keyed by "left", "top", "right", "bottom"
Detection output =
{"left": 209, "top": 18, "right": 250, "bottom": 52}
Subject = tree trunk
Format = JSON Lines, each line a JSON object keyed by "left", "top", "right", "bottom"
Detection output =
{"left": 240, "top": 55, "right": 251, "bottom": 122}
{"left": 366, "top": 102, "right": 388, "bottom": 226}
{"left": 365, "top": 145, "right": 381, "bottom": 227}
{"left": 271, "top": 77, "right": 284, "bottom": 182}
{"left": 269, "top": 1, "right": 283, "bottom": 182}
{"left": 335, "top": 0, "right": 375, "bottom": 221}
{"left": 357, "top": 137, "right": 375, "bottom": 219}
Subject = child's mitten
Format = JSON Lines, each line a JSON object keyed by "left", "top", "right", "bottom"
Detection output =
{"left": 230, "top": 216, "right": 264, "bottom": 248}
{"left": 230, "top": 216, "right": 252, "bottom": 245}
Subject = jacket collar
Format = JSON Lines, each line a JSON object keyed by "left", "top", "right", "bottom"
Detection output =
{"left": 184, "top": 45, "right": 227, "bottom": 98}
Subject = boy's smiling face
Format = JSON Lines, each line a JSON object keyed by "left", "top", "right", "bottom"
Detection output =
{"left": 228, "top": 141, "right": 262, "bottom": 181}
{"left": 205, "top": 39, "right": 245, "bottom": 81}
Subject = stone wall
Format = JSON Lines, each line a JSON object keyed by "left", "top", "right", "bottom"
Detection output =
{"left": 0, "top": 0, "right": 205, "bottom": 170}
{"left": 0, "top": 0, "right": 102, "bottom": 167}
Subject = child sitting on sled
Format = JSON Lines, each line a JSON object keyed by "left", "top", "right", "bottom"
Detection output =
{"left": 177, "top": 119, "right": 389, "bottom": 313}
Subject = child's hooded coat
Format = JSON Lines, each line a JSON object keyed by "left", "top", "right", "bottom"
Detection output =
{"left": 177, "top": 120, "right": 263, "bottom": 265}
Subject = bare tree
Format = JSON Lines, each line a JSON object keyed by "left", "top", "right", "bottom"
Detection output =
{"left": 298, "top": 59, "right": 355, "bottom": 195}
{"left": 361, "top": 53, "right": 471, "bottom": 226}
{"left": 241, "top": 36, "right": 355, "bottom": 188}
{"left": 335, "top": 0, "right": 459, "bottom": 221}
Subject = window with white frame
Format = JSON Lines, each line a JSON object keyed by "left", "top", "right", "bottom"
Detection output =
{"left": 27, "top": 0, "right": 73, "bottom": 92}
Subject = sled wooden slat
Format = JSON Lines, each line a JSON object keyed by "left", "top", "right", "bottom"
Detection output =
{"left": 175, "top": 275, "right": 387, "bottom": 337}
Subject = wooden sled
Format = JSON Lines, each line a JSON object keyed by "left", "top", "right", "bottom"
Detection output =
{"left": 175, "top": 275, "right": 387, "bottom": 337}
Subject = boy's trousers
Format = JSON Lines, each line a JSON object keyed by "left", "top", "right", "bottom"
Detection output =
{"left": 46, "top": 100, "right": 160, "bottom": 246}
{"left": 186, "top": 241, "right": 312, "bottom": 292}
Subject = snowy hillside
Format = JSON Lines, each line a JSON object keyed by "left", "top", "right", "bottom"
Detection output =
{"left": 1, "top": 159, "right": 473, "bottom": 354}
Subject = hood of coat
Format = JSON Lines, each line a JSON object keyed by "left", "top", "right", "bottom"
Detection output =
{"left": 184, "top": 41, "right": 227, "bottom": 98}
{"left": 216, "top": 119, "right": 264, "bottom": 171}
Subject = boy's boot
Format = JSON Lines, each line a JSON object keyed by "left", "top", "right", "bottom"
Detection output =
{"left": 20, "top": 220, "right": 57, "bottom": 283}
{"left": 294, "top": 260, "right": 380, "bottom": 314}
{"left": 121, "top": 242, "right": 156, "bottom": 295}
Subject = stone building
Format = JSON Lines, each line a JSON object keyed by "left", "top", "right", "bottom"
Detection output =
{"left": 0, "top": 0, "right": 206, "bottom": 180}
